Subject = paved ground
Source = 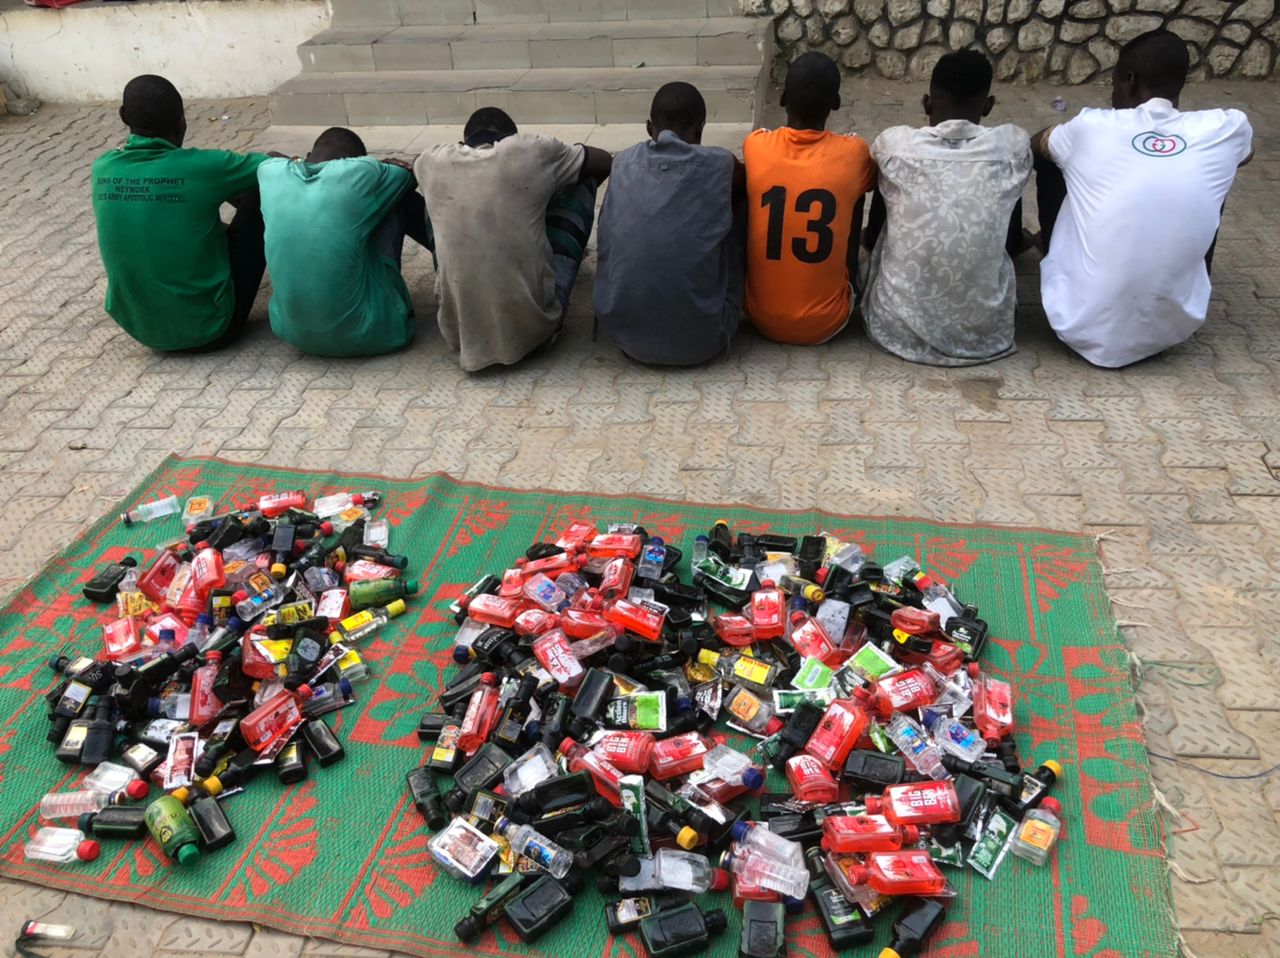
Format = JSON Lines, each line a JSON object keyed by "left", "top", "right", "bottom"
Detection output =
{"left": 0, "top": 77, "right": 1278, "bottom": 957}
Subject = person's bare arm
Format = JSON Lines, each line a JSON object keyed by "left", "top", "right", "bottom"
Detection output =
{"left": 862, "top": 189, "right": 886, "bottom": 253}
{"left": 846, "top": 195, "right": 866, "bottom": 289}
{"left": 1030, "top": 126, "right": 1058, "bottom": 161}
{"left": 581, "top": 145, "right": 612, "bottom": 182}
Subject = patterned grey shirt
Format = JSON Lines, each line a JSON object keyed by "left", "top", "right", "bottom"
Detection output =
{"left": 863, "top": 119, "right": 1032, "bottom": 367}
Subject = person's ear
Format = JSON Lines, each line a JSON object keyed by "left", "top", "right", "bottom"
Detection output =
{"left": 982, "top": 95, "right": 995, "bottom": 118}
{"left": 921, "top": 93, "right": 931, "bottom": 117}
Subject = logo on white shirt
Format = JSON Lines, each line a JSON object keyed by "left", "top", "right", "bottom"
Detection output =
{"left": 1132, "top": 132, "right": 1188, "bottom": 157}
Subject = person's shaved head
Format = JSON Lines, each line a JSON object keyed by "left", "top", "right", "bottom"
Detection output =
{"left": 308, "top": 127, "right": 367, "bottom": 162}
{"left": 464, "top": 107, "right": 518, "bottom": 147}
{"left": 648, "top": 82, "right": 707, "bottom": 143}
{"left": 782, "top": 52, "right": 841, "bottom": 130}
{"left": 925, "top": 50, "right": 995, "bottom": 125}
{"left": 120, "top": 75, "right": 185, "bottom": 144}
{"left": 1113, "top": 29, "right": 1190, "bottom": 108}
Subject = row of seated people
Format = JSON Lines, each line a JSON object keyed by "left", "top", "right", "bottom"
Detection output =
{"left": 91, "top": 30, "right": 1252, "bottom": 372}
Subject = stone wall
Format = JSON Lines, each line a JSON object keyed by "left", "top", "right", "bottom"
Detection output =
{"left": 746, "top": 0, "right": 1280, "bottom": 83}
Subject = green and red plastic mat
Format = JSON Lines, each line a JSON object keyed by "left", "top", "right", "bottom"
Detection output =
{"left": 0, "top": 455, "right": 1176, "bottom": 957}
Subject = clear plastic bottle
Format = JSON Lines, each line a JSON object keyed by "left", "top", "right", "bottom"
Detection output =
{"left": 39, "top": 787, "right": 142, "bottom": 820}
{"left": 720, "top": 844, "right": 810, "bottom": 900}
{"left": 691, "top": 535, "right": 709, "bottom": 566}
{"left": 1009, "top": 797, "right": 1063, "bottom": 866}
{"left": 729, "top": 820, "right": 804, "bottom": 867}
{"left": 654, "top": 847, "right": 729, "bottom": 893}
{"left": 702, "top": 744, "right": 765, "bottom": 792}
{"left": 121, "top": 494, "right": 180, "bottom": 526}
{"left": 636, "top": 537, "right": 667, "bottom": 580}
{"left": 502, "top": 743, "right": 560, "bottom": 797}
{"left": 929, "top": 716, "right": 987, "bottom": 763}
{"left": 363, "top": 519, "right": 390, "bottom": 549}
{"left": 25, "top": 826, "right": 100, "bottom": 864}
{"left": 234, "top": 578, "right": 287, "bottom": 621}
{"left": 495, "top": 817, "right": 574, "bottom": 879}
{"left": 884, "top": 714, "right": 947, "bottom": 779}
{"left": 312, "top": 490, "right": 379, "bottom": 519}
{"left": 82, "top": 762, "right": 138, "bottom": 795}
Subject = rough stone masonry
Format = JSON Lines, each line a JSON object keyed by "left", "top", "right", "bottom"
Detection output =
{"left": 745, "top": 0, "right": 1280, "bottom": 83}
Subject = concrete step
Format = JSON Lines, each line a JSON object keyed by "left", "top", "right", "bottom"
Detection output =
{"left": 300, "top": 18, "right": 768, "bottom": 74}
{"left": 269, "top": 65, "right": 765, "bottom": 126}
{"left": 256, "top": 122, "right": 755, "bottom": 157}
{"left": 332, "top": 0, "right": 744, "bottom": 29}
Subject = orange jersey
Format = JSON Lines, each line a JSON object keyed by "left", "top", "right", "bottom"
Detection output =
{"left": 743, "top": 127, "right": 876, "bottom": 344}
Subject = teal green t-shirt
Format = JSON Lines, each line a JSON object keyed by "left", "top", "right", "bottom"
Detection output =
{"left": 257, "top": 156, "right": 415, "bottom": 357}
{"left": 92, "top": 135, "right": 268, "bottom": 350}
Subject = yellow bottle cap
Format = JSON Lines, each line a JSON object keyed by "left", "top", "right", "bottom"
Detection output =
{"left": 270, "top": 562, "right": 287, "bottom": 580}
{"left": 676, "top": 827, "right": 699, "bottom": 850}
{"left": 386, "top": 599, "right": 407, "bottom": 618}
{"left": 878, "top": 949, "right": 902, "bottom": 958}
{"left": 170, "top": 786, "right": 191, "bottom": 806}
{"left": 804, "top": 585, "right": 826, "bottom": 603}
{"left": 696, "top": 648, "right": 720, "bottom": 667}
{"left": 202, "top": 775, "right": 224, "bottom": 797}
{"left": 1042, "top": 759, "right": 1063, "bottom": 778}
{"left": 328, "top": 630, "right": 342, "bottom": 646}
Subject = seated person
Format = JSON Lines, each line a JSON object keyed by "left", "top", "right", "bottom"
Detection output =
{"left": 414, "top": 108, "right": 612, "bottom": 372}
{"left": 258, "top": 127, "right": 432, "bottom": 357}
{"left": 742, "top": 52, "right": 877, "bottom": 346}
{"left": 1033, "top": 29, "right": 1252, "bottom": 368}
{"left": 861, "top": 51, "right": 1032, "bottom": 367}
{"left": 92, "top": 74, "right": 270, "bottom": 351}
{"left": 593, "top": 82, "right": 745, "bottom": 366}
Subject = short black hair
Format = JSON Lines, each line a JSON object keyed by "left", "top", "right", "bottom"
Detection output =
{"left": 464, "top": 107, "right": 518, "bottom": 144}
{"left": 1118, "top": 29, "right": 1190, "bottom": 98}
{"left": 309, "top": 127, "right": 367, "bottom": 161}
{"left": 784, "top": 52, "right": 841, "bottom": 119}
{"left": 650, "top": 82, "right": 706, "bottom": 131}
{"left": 121, "top": 75, "right": 183, "bottom": 134}
{"left": 930, "top": 50, "right": 993, "bottom": 103}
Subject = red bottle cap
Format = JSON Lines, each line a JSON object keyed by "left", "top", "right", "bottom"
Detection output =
{"left": 481, "top": 672, "right": 498, "bottom": 686}
{"left": 900, "top": 825, "right": 921, "bottom": 844}
{"left": 125, "top": 779, "right": 149, "bottom": 800}
{"left": 846, "top": 864, "right": 868, "bottom": 884}
{"left": 76, "top": 839, "right": 102, "bottom": 862}
{"left": 967, "top": 662, "right": 981, "bottom": 678}
{"left": 814, "top": 567, "right": 828, "bottom": 584}
{"left": 319, "top": 521, "right": 335, "bottom": 536}
{"left": 864, "top": 796, "right": 883, "bottom": 814}
{"left": 293, "top": 540, "right": 308, "bottom": 554}
{"left": 196, "top": 540, "right": 210, "bottom": 551}
{"left": 764, "top": 716, "right": 785, "bottom": 736}
{"left": 790, "top": 611, "right": 807, "bottom": 625}
{"left": 333, "top": 560, "right": 346, "bottom": 573}
{"left": 558, "top": 736, "right": 577, "bottom": 755}
{"left": 351, "top": 494, "right": 365, "bottom": 506}
{"left": 761, "top": 579, "right": 776, "bottom": 589}
{"left": 516, "top": 558, "right": 528, "bottom": 568}
{"left": 709, "top": 867, "right": 730, "bottom": 891}
{"left": 206, "top": 650, "right": 222, "bottom": 664}
{"left": 232, "top": 589, "right": 248, "bottom": 604}
{"left": 1039, "top": 797, "right": 1064, "bottom": 818}
{"left": 295, "top": 684, "right": 314, "bottom": 700}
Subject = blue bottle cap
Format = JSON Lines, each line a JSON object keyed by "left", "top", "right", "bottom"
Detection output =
{"left": 338, "top": 678, "right": 353, "bottom": 697}
{"left": 159, "top": 629, "right": 175, "bottom": 643}
{"left": 453, "top": 646, "right": 472, "bottom": 664}
{"left": 743, "top": 767, "right": 765, "bottom": 791}
{"left": 197, "top": 614, "right": 213, "bottom": 626}
{"left": 730, "top": 820, "right": 750, "bottom": 842}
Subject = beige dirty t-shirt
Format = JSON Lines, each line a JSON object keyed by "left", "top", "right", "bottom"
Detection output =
{"left": 415, "top": 134, "right": 585, "bottom": 372}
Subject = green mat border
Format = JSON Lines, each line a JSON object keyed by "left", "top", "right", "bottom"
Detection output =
{"left": 0, "top": 453, "right": 1178, "bottom": 956}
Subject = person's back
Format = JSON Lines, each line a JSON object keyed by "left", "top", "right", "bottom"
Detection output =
{"left": 743, "top": 53, "right": 876, "bottom": 346}
{"left": 415, "top": 108, "right": 609, "bottom": 372}
{"left": 1037, "top": 30, "right": 1252, "bottom": 368}
{"left": 595, "top": 83, "right": 741, "bottom": 366}
{"left": 259, "top": 129, "right": 419, "bottom": 357}
{"left": 863, "top": 51, "right": 1032, "bottom": 366}
{"left": 92, "top": 75, "right": 268, "bottom": 351}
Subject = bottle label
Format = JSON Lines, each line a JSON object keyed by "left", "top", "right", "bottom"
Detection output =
{"left": 726, "top": 688, "right": 762, "bottom": 724}
{"left": 733, "top": 658, "right": 772, "bottom": 687}
{"left": 792, "top": 657, "right": 834, "bottom": 692}
{"left": 1018, "top": 819, "right": 1057, "bottom": 851}
{"left": 612, "top": 897, "right": 653, "bottom": 924}
{"left": 819, "top": 886, "right": 858, "bottom": 925}
{"left": 849, "top": 643, "right": 898, "bottom": 682}
{"left": 968, "top": 807, "right": 1017, "bottom": 879}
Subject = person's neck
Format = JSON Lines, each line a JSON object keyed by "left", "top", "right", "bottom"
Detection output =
{"left": 1127, "top": 90, "right": 1179, "bottom": 109}
{"left": 929, "top": 112, "right": 982, "bottom": 126}
{"left": 130, "top": 128, "right": 181, "bottom": 146}
{"left": 650, "top": 126, "right": 695, "bottom": 144}
{"left": 785, "top": 113, "right": 828, "bottom": 133}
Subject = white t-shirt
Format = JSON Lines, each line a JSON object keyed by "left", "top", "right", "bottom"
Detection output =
{"left": 1041, "top": 98, "right": 1252, "bottom": 368}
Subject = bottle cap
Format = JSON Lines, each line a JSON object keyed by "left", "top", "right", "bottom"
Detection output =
{"left": 197, "top": 613, "right": 213, "bottom": 626}
{"left": 864, "top": 796, "right": 883, "bottom": 814}
{"left": 480, "top": 672, "right": 498, "bottom": 686}
{"left": 732, "top": 820, "right": 754, "bottom": 843}
{"left": 790, "top": 611, "right": 806, "bottom": 625}
{"left": 675, "top": 826, "right": 699, "bottom": 850}
{"left": 175, "top": 842, "right": 200, "bottom": 865}
{"left": 704, "top": 908, "right": 729, "bottom": 933}
{"left": 454, "top": 916, "right": 480, "bottom": 943}
{"left": 1040, "top": 797, "right": 1063, "bottom": 818}
{"left": 207, "top": 650, "right": 222, "bottom": 665}
{"left": 878, "top": 950, "right": 902, "bottom": 958}
{"left": 386, "top": 599, "right": 407, "bottom": 618}
{"left": 1041, "top": 760, "right": 1063, "bottom": 779}
{"left": 761, "top": 579, "right": 776, "bottom": 588}
{"left": 743, "top": 767, "right": 765, "bottom": 791}
{"left": 453, "top": 646, "right": 472, "bottom": 664}
{"left": 125, "top": 779, "right": 149, "bottom": 800}
{"left": 170, "top": 786, "right": 192, "bottom": 806}
{"left": 815, "top": 567, "right": 828, "bottom": 584}
{"left": 846, "top": 864, "right": 868, "bottom": 884}
{"left": 402, "top": 579, "right": 419, "bottom": 595}
{"left": 203, "top": 776, "right": 224, "bottom": 797}
{"left": 558, "top": 736, "right": 577, "bottom": 755}
{"left": 764, "top": 716, "right": 785, "bottom": 736}
{"left": 717, "top": 849, "right": 733, "bottom": 869}
{"left": 319, "top": 521, "right": 334, "bottom": 536}
{"left": 901, "top": 825, "right": 921, "bottom": 844}
{"left": 76, "top": 840, "right": 102, "bottom": 862}
{"left": 160, "top": 629, "right": 175, "bottom": 644}
{"left": 232, "top": 589, "right": 248, "bottom": 604}
{"left": 270, "top": 562, "right": 287, "bottom": 579}
{"left": 295, "top": 684, "right": 314, "bottom": 700}
{"left": 613, "top": 855, "right": 642, "bottom": 877}
{"left": 696, "top": 649, "right": 720, "bottom": 667}
{"left": 78, "top": 812, "right": 96, "bottom": 833}
{"left": 966, "top": 662, "right": 981, "bottom": 678}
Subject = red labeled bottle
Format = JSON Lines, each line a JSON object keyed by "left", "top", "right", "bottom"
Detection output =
{"left": 458, "top": 673, "right": 501, "bottom": 754}
{"left": 604, "top": 598, "right": 665, "bottom": 642}
{"left": 856, "top": 670, "right": 936, "bottom": 719}
{"left": 191, "top": 547, "right": 226, "bottom": 600}
{"left": 821, "top": 815, "right": 920, "bottom": 853}
{"left": 241, "top": 629, "right": 278, "bottom": 679}
{"left": 969, "top": 664, "right": 1014, "bottom": 743}
{"left": 561, "top": 607, "right": 612, "bottom": 639}
{"left": 555, "top": 520, "right": 597, "bottom": 552}
{"left": 523, "top": 550, "right": 583, "bottom": 578}
{"left": 560, "top": 736, "right": 624, "bottom": 804}
{"left": 467, "top": 593, "right": 524, "bottom": 628}
{"left": 102, "top": 617, "right": 144, "bottom": 661}
{"left": 532, "top": 629, "right": 585, "bottom": 690}
{"left": 258, "top": 490, "right": 307, "bottom": 519}
{"left": 137, "top": 550, "right": 181, "bottom": 603}
{"left": 785, "top": 754, "right": 839, "bottom": 804}
{"left": 845, "top": 850, "right": 946, "bottom": 897}
{"left": 499, "top": 567, "right": 527, "bottom": 598}
{"left": 787, "top": 612, "right": 840, "bottom": 666}
{"left": 188, "top": 651, "right": 224, "bottom": 726}
{"left": 599, "top": 557, "right": 635, "bottom": 600}
{"left": 865, "top": 780, "right": 961, "bottom": 827}
{"left": 242, "top": 684, "right": 312, "bottom": 751}
{"left": 514, "top": 607, "right": 560, "bottom": 638}
{"left": 712, "top": 613, "right": 756, "bottom": 648}
{"left": 649, "top": 732, "right": 714, "bottom": 780}
{"left": 592, "top": 730, "right": 656, "bottom": 775}
{"left": 750, "top": 581, "right": 786, "bottom": 640}
{"left": 803, "top": 697, "right": 869, "bottom": 770}
{"left": 587, "top": 533, "right": 643, "bottom": 559}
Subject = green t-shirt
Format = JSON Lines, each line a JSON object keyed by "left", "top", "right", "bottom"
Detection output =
{"left": 92, "top": 135, "right": 268, "bottom": 350}
{"left": 258, "top": 156, "right": 415, "bottom": 357}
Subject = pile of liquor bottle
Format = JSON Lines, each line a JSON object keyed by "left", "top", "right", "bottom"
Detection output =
{"left": 30, "top": 488, "right": 415, "bottom": 867}
{"left": 413, "top": 521, "right": 1067, "bottom": 958}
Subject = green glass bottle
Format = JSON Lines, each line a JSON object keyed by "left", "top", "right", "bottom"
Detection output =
{"left": 348, "top": 577, "right": 418, "bottom": 610}
{"left": 144, "top": 795, "right": 201, "bottom": 864}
